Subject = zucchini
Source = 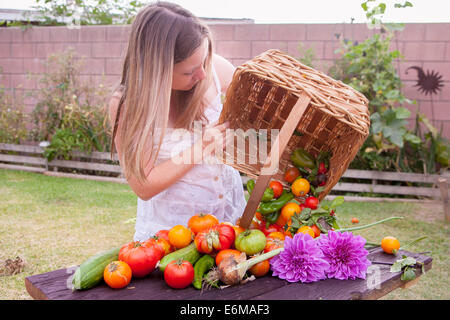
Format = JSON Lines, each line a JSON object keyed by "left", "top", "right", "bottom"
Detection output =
{"left": 159, "top": 243, "right": 201, "bottom": 272}
{"left": 71, "top": 247, "right": 120, "bottom": 291}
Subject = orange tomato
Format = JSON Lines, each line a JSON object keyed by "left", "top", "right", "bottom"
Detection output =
{"left": 267, "top": 231, "right": 285, "bottom": 241}
{"left": 264, "top": 237, "right": 284, "bottom": 254}
{"left": 168, "top": 225, "right": 193, "bottom": 249}
{"left": 291, "top": 178, "right": 310, "bottom": 197}
{"left": 381, "top": 236, "right": 400, "bottom": 255}
{"left": 255, "top": 211, "right": 264, "bottom": 222}
{"left": 215, "top": 249, "right": 243, "bottom": 266}
{"left": 103, "top": 261, "right": 132, "bottom": 289}
{"left": 232, "top": 225, "right": 245, "bottom": 238}
{"left": 351, "top": 217, "right": 359, "bottom": 224}
{"left": 249, "top": 259, "right": 270, "bottom": 277}
{"left": 188, "top": 213, "right": 219, "bottom": 235}
{"left": 297, "top": 226, "right": 315, "bottom": 238}
{"left": 277, "top": 202, "right": 302, "bottom": 227}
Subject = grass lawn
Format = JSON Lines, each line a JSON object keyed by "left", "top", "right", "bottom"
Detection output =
{"left": 0, "top": 169, "right": 448, "bottom": 300}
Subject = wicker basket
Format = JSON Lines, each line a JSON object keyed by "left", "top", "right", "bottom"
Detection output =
{"left": 218, "top": 49, "right": 370, "bottom": 228}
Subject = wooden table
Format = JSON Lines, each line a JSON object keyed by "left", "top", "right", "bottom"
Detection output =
{"left": 25, "top": 248, "right": 432, "bottom": 300}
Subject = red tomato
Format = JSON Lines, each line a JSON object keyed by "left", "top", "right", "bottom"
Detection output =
{"left": 284, "top": 167, "right": 300, "bottom": 183}
{"left": 194, "top": 224, "right": 236, "bottom": 254}
{"left": 258, "top": 220, "right": 283, "bottom": 236}
{"left": 304, "top": 196, "right": 319, "bottom": 210}
{"left": 119, "top": 241, "right": 162, "bottom": 278}
{"left": 143, "top": 236, "right": 172, "bottom": 256}
{"left": 269, "top": 180, "right": 283, "bottom": 198}
{"left": 351, "top": 217, "right": 359, "bottom": 224}
{"left": 318, "top": 162, "right": 327, "bottom": 174}
{"left": 155, "top": 230, "right": 170, "bottom": 241}
{"left": 264, "top": 237, "right": 284, "bottom": 253}
{"left": 311, "top": 224, "right": 321, "bottom": 238}
{"left": 164, "top": 260, "right": 195, "bottom": 289}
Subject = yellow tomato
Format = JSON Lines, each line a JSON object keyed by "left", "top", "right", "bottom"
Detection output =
{"left": 291, "top": 178, "right": 310, "bottom": 197}
{"left": 168, "top": 225, "right": 193, "bottom": 249}
{"left": 278, "top": 202, "right": 302, "bottom": 227}
{"left": 297, "top": 226, "right": 315, "bottom": 238}
{"left": 381, "top": 236, "right": 400, "bottom": 255}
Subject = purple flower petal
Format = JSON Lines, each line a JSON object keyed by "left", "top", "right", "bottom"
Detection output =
{"left": 318, "top": 230, "right": 371, "bottom": 280}
{"left": 270, "top": 233, "right": 329, "bottom": 283}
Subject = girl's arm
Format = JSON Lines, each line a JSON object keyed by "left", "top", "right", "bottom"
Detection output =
{"left": 108, "top": 93, "right": 228, "bottom": 201}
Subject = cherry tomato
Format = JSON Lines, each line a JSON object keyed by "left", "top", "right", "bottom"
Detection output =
{"left": 381, "top": 236, "right": 400, "bottom": 255}
{"left": 297, "top": 226, "right": 315, "bottom": 238}
{"left": 258, "top": 220, "right": 283, "bottom": 236}
{"left": 351, "top": 217, "right": 359, "bottom": 224}
{"left": 311, "top": 224, "right": 321, "bottom": 238}
{"left": 269, "top": 180, "right": 283, "bottom": 198}
{"left": 284, "top": 167, "right": 300, "bottom": 183}
{"left": 291, "top": 178, "right": 310, "bottom": 197}
{"left": 305, "top": 196, "right": 319, "bottom": 210}
{"left": 249, "top": 259, "right": 270, "bottom": 277}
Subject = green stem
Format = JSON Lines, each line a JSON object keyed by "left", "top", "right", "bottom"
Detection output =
{"left": 235, "top": 248, "right": 284, "bottom": 274}
{"left": 364, "top": 241, "right": 381, "bottom": 247}
{"left": 400, "top": 236, "right": 428, "bottom": 250}
{"left": 337, "top": 216, "right": 404, "bottom": 232}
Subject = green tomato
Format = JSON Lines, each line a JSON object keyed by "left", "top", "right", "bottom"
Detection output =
{"left": 234, "top": 229, "right": 266, "bottom": 255}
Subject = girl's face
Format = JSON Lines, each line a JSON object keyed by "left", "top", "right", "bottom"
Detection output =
{"left": 172, "top": 38, "right": 208, "bottom": 91}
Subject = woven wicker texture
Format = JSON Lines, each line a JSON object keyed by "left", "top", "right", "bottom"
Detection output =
{"left": 218, "top": 49, "right": 370, "bottom": 201}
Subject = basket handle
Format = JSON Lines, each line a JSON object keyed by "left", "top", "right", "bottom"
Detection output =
{"left": 238, "top": 93, "right": 311, "bottom": 229}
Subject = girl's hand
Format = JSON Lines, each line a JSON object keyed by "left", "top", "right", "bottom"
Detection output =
{"left": 193, "top": 120, "right": 231, "bottom": 163}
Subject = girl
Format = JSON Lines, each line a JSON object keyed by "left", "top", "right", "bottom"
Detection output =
{"left": 108, "top": 1, "right": 247, "bottom": 241}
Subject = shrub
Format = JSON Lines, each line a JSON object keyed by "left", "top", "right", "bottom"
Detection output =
{"left": 0, "top": 82, "right": 29, "bottom": 144}
{"left": 30, "top": 49, "right": 112, "bottom": 160}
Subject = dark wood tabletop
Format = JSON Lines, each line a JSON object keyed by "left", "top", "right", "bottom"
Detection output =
{"left": 25, "top": 247, "right": 432, "bottom": 300}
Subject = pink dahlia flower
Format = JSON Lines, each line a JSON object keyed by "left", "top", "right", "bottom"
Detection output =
{"left": 270, "top": 233, "right": 329, "bottom": 283}
{"left": 318, "top": 230, "right": 371, "bottom": 280}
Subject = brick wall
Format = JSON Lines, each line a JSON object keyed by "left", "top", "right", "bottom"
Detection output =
{"left": 0, "top": 23, "right": 449, "bottom": 138}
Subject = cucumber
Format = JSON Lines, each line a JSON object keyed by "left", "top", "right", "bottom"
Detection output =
{"left": 159, "top": 243, "right": 201, "bottom": 272}
{"left": 71, "top": 247, "right": 120, "bottom": 291}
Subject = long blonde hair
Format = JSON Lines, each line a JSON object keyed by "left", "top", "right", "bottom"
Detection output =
{"left": 112, "top": 1, "right": 213, "bottom": 184}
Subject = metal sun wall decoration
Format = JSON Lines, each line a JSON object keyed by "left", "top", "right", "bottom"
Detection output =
{"left": 406, "top": 66, "right": 445, "bottom": 126}
{"left": 406, "top": 66, "right": 444, "bottom": 96}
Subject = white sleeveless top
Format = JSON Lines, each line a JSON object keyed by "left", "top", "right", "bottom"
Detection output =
{"left": 133, "top": 67, "right": 247, "bottom": 241}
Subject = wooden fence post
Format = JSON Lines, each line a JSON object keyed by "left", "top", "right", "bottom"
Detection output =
{"left": 437, "top": 178, "right": 449, "bottom": 222}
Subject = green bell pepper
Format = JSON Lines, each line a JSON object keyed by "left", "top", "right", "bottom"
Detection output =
{"left": 246, "top": 179, "right": 274, "bottom": 202}
{"left": 258, "top": 190, "right": 294, "bottom": 214}
{"left": 290, "top": 148, "right": 315, "bottom": 169}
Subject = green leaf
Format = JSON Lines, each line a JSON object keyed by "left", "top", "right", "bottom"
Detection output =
{"left": 390, "top": 260, "right": 403, "bottom": 273}
{"left": 395, "top": 107, "right": 411, "bottom": 119}
{"left": 401, "top": 267, "right": 416, "bottom": 281}
{"left": 389, "top": 131, "right": 404, "bottom": 148}
{"left": 330, "top": 196, "right": 345, "bottom": 209}
{"left": 404, "top": 133, "right": 421, "bottom": 145}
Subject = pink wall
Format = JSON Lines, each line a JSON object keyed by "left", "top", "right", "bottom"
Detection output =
{"left": 0, "top": 23, "right": 449, "bottom": 138}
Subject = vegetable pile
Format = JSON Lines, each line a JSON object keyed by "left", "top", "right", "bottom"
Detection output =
{"left": 70, "top": 148, "right": 427, "bottom": 291}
